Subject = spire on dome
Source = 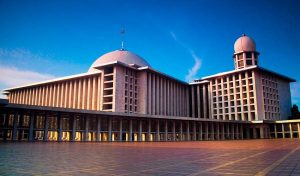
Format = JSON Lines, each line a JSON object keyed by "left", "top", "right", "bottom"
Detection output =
{"left": 120, "top": 27, "right": 125, "bottom": 50}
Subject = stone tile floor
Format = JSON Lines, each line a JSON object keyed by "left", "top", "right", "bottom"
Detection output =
{"left": 0, "top": 139, "right": 300, "bottom": 176}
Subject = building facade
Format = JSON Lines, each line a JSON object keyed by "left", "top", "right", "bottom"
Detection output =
{"left": 0, "top": 35, "right": 299, "bottom": 142}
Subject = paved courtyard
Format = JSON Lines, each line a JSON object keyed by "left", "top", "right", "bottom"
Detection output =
{"left": 1, "top": 139, "right": 300, "bottom": 176}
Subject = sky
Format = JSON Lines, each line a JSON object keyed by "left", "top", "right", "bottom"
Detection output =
{"left": 0, "top": 0, "right": 300, "bottom": 106}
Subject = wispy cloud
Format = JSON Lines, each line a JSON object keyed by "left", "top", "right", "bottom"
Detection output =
{"left": 0, "top": 65, "right": 55, "bottom": 98}
{"left": 185, "top": 50, "right": 202, "bottom": 82}
{"left": 170, "top": 31, "right": 178, "bottom": 42}
{"left": 0, "top": 48, "right": 84, "bottom": 76}
{"left": 169, "top": 31, "right": 202, "bottom": 82}
{"left": 291, "top": 82, "right": 300, "bottom": 105}
{"left": 0, "top": 65, "right": 55, "bottom": 87}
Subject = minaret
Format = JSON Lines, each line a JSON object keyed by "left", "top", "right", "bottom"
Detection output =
{"left": 233, "top": 34, "right": 259, "bottom": 70}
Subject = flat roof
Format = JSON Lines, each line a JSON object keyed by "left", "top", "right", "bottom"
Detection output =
{"left": 3, "top": 103, "right": 250, "bottom": 124}
{"left": 3, "top": 71, "right": 102, "bottom": 92}
{"left": 195, "top": 66, "right": 295, "bottom": 82}
{"left": 93, "top": 61, "right": 188, "bottom": 85}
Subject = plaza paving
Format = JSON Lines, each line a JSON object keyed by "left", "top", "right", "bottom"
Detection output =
{"left": 1, "top": 139, "right": 300, "bottom": 176}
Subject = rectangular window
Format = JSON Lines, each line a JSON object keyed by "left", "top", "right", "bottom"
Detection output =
{"left": 246, "top": 59, "right": 252, "bottom": 65}
{"left": 246, "top": 52, "right": 252, "bottom": 58}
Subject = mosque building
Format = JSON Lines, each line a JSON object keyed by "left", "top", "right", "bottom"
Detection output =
{"left": 0, "top": 34, "right": 299, "bottom": 142}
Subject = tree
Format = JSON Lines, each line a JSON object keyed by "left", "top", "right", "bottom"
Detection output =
{"left": 290, "top": 104, "right": 300, "bottom": 119}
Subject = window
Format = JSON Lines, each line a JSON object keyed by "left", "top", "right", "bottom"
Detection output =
{"left": 238, "top": 54, "right": 243, "bottom": 60}
{"left": 246, "top": 59, "right": 252, "bottom": 65}
{"left": 246, "top": 52, "right": 252, "bottom": 58}
{"left": 238, "top": 60, "right": 244, "bottom": 67}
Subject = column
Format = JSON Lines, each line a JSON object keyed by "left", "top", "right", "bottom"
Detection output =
{"left": 147, "top": 119, "right": 151, "bottom": 141}
{"left": 164, "top": 120, "right": 168, "bottom": 141}
{"left": 231, "top": 124, "right": 235, "bottom": 140}
{"left": 289, "top": 123, "right": 293, "bottom": 139}
{"left": 119, "top": 119, "right": 122, "bottom": 141}
{"left": 297, "top": 123, "right": 300, "bottom": 139}
{"left": 282, "top": 124, "right": 285, "bottom": 139}
{"left": 221, "top": 123, "right": 225, "bottom": 140}
{"left": 235, "top": 123, "right": 240, "bottom": 139}
{"left": 96, "top": 117, "right": 101, "bottom": 142}
{"left": 156, "top": 120, "right": 160, "bottom": 141}
{"left": 199, "top": 122, "right": 203, "bottom": 141}
{"left": 72, "top": 115, "right": 76, "bottom": 142}
{"left": 180, "top": 121, "right": 183, "bottom": 141}
{"left": 187, "top": 121, "right": 190, "bottom": 141}
{"left": 12, "top": 112, "right": 18, "bottom": 141}
{"left": 84, "top": 116, "right": 89, "bottom": 142}
{"left": 44, "top": 114, "right": 49, "bottom": 142}
{"left": 29, "top": 112, "right": 34, "bottom": 142}
{"left": 58, "top": 114, "right": 62, "bottom": 142}
{"left": 191, "top": 86, "right": 195, "bottom": 117}
{"left": 193, "top": 121, "right": 196, "bottom": 141}
{"left": 216, "top": 123, "right": 220, "bottom": 140}
{"left": 211, "top": 123, "right": 214, "bottom": 140}
{"left": 129, "top": 119, "right": 133, "bottom": 142}
{"left": 246, "top": 125, "right": 250, "bottom": 139}
{"left": 172, "top": 121, "right": 176, "bottom": 141}
{"left": 240, "top": 124, "right": 243, "bottom": 139}
{"left": 92, "top": 76, "right": 97, "bottom": 110}
{"left": 197, "top": 85, "right": 201, "bottom": 118}
{"left": 205, "top": 122, "right": 209, "bottom": 140}
{"left": 108, "top": 118, "right": 112, "bottom": 142}
{"left": 274, "top": 124, "right": 277, "bottom": 139}
{"left": 138, "top": 120, "right": 142, "bottom": 142}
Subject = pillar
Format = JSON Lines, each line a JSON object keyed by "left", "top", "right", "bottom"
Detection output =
{"left": 138, "top": 120, "right": 142, "bottom": 142}
{"left": 12, "top": 112, "right": 18, "bottom": 141}
{"left": 211, "top": 123, "right": 214, "bottom": 141}
{"left": 172, "top": 121, "right": 176, "bottom": 141}
{"left": 199, "top": 122, "right": 203, "bottom": 141}
{"left": 119, "top": 119, "right": 122, "bottom": 141}
{"left": 246, "top": 125, "right": 250, "bottom": 139}
{"left": 193, "top": 121, "right": 196, "bottom": 141}
{"left": 44, "top": 114, "right": 49, "bottom": 142}
{"left": 282, "top": 123, "right": 285, "bottom": 139}
{"left": 260, "top": 126, "right": 264, "bottom": 139}
{"left": 156, "top": 120, "right": 160, "bottom": 141}
{"left": 147, "top": 119, "right": 151, "bottom": 141}
{"left": 289, "top": 123, "right": 293, "bottom": 139}
{"left": 187, "top": 121, "right": 190, "bottom": 141}
{"left": 180, "top": 121, "right": 183, "bottom": 141}
{"left": 129, "top": 119, "right": 133, "bottom": 142}
{"left": 216, "top": 123, "right": 220, "bottom": 140}
{"left": 274, "top": 124, "right": 277, "bottom": 139}
{"left": 108, "top": 118, "right": 112, "bottom": 142}
{"left": 221, "top": 123, "right": 225, "bottom": 140}
{"left": 240, "top": 124, "right": 243, "bottom": 139}
{"left": 58, "top": 114, "right": 62, "bottom": 142}
{"left": 236, "top": 124, "right": 240, "bottom": 140}
{"left": 297, "top": 123, "right": 300, "bottom": 138}
{"left": 29, "top": 112, "right": 34, "bottom": 142}
{"left": 205, "top": 122, "right": 209, "bottom": 140}
{"left": 72, "top": 115, "right": 76, "bottom": 142}
{"left": 231, "top": 124, "right": 234, "bottom": 140}
{"left": 84, "top": 116, "right": 89, "bottom": 142}
{"left": 164, "top": 120, "right": 168, "bottom": 141}
{"left": 96, "top": 117, "right": 101, "bottom": 142}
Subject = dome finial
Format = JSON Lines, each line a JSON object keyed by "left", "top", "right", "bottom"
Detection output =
{"left": 120, "top": 27, "right": 125, "bottom": 50}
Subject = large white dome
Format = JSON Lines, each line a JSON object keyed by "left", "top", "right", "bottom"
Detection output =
{"left": 234, "top": 34, "right": 256, "bottom": 53}
{"left": 88, "top": 50, "right": 150, "bottom": 72}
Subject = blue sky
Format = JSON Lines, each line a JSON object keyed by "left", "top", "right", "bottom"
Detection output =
{"left": 0, "top": 0, "right": 300, "bottom": 106}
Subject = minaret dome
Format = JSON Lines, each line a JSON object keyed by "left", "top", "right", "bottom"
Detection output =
{"left": 233, "top": 34, "right": 259, "bottom": 70}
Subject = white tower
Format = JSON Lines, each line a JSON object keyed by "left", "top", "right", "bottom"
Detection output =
{"left": 233, "top": 34, "right": 259, "bottom": 70}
